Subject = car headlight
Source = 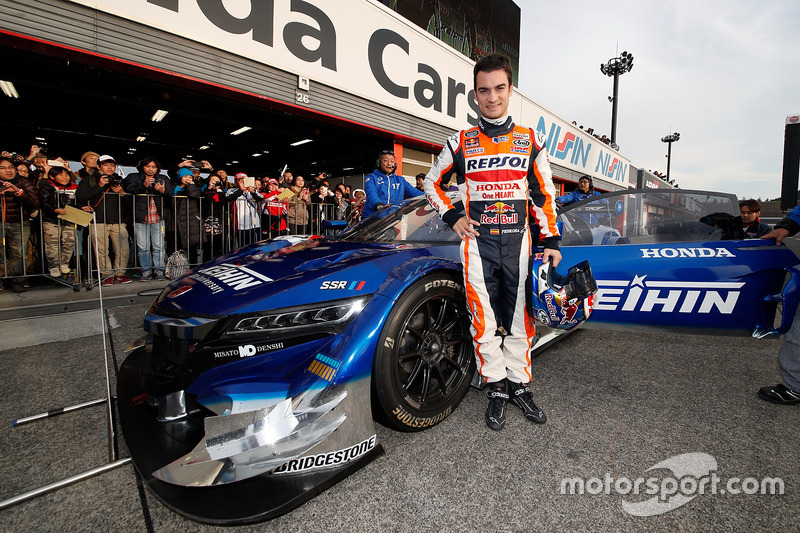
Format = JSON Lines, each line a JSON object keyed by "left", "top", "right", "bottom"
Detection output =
{"left": 224, "top": 296, "right": 370, "bottom": 337}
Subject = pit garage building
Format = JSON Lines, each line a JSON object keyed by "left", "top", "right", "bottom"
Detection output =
{"left": 0, "top": 0, "right": 658, "bottom": 193}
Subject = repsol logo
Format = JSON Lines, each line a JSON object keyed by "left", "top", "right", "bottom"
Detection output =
{"left": 640, "top": 248, "right": 736, "bottom": 258}
{"left": 595, "top": 276, "right": 744, "bottom": 314}
{"left": 392, "top": 405, "right": 452, "bottom": 428}
{"left": 273, "top": 435, "right": 377, "bottom": 474}
{"left": 466, "top": 156, "right": 529, "bottom": 171}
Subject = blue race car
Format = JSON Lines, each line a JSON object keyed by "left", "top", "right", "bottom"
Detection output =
{"left": 118, "top": 188, "right": 799, "bottom": 524}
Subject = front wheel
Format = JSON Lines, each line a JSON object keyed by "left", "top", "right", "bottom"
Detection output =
{"left": 372, "top": 273, "right": 474, "bottom": 432}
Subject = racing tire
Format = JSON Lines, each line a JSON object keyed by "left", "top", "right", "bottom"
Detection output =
{"left": 372, "top": 272, "right": 474, "bottom": 432}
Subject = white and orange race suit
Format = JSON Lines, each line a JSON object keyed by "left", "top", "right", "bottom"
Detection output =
{"left": 424, "top": 116, "right": 560, "bottom": 384}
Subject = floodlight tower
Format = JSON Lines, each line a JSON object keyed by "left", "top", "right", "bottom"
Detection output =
{"left": 661, "top": 132, "right": 680, "bottom": 184}
{"left": 600, "top": 50, "right": 634, "bottom": 147}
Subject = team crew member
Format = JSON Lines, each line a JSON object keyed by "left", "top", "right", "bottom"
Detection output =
{"left": 556, "top": 175, "right": 601, "bottom": 205}
{"left": 425, "top": 54, "right": 561, "bottom": 431}
{"left": 759, "top": 208, "right": 800, "bottom": 405}
{"left": 363, "top": 150, "right": 423, "bottom": 217}
{"left": 723, "top": 199, "right": 772, "bottom": 240}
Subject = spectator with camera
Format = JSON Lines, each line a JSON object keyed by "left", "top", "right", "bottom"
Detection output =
{"left": 27, "top": 148, "right": 49, "bottom": 183}
{"left": 170, "top": 158, "right": 212, "bottom": 182}
{"left": 310, "top": 178, "right": 336, "bottom": 232}
{"left": 124, "top": 157, "right": 173, "bottom": 281}
{"left": 331, "top": 187, "right": 351, "bottom": 221}
{"left": 0, "top": 156, "right": 39, "bottom": 292}
{"left": 286, "top": 175, "right": 310, "bottom": 234}
{"left": 348, "top": 188, "right": 366, "bottom": 226}
{"left": 173, "top": 168, "right": 205, "bottom": 266}
{"left": 76, "top": 154, "right": 131, "bottom": 285}
{"left": 202, "top": 173, "right": 227, "bottom": 259}
{"left": 262, "top": 178, "right": 288, "bottom": 238}
{"left": 38, "top": 165, "right": 88, "bottom": 280}
{"left": 225, "top": 172, "right": 266, "bottom": 247}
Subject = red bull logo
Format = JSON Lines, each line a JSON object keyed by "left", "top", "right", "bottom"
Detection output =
{"left": 481, "top": 201, "right": 518, "bottom": 225}
{"left": 484, "top": 202, "right": 515, "bottom": 214}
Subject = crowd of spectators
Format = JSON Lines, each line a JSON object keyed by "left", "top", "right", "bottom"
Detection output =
{"left": 571, "top": 121, "right": 615, "bottom": 147}
{"left": 0, "top": 145, "right": 369, "bottom": 293}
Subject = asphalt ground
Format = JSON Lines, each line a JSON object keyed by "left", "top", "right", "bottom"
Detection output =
{"left": 0, "top": 288, "right": 797, "bottom": 532}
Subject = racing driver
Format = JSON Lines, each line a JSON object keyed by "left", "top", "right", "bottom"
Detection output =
{"left": 424, "top": 54, "right": 562, "bottom": 431}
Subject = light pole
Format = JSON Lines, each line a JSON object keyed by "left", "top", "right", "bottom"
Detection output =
{"left": 661, "top": 132, "right": 680, "bottom": 185}
{"left": 600, "top": 50, "right": 634, "bottom": 147}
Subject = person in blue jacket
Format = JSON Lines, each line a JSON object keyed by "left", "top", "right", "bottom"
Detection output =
{"left": 556, "top": 175, "right": 601, "bottom": 205}
{"left": 363, "top": 150, "right": 423, "bottom": 217}
{"left": 759, "top": 205, "right": 800, "bottom": 405}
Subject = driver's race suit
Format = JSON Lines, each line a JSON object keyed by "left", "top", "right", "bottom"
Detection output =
{"left": 424, "top": 116, "right": 560, "bottom": 383}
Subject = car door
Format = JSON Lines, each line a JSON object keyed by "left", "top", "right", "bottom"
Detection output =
{"left": 556, "top": 189, "right": 800, "bottom": 337}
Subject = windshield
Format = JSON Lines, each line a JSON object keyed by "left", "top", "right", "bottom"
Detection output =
{"left": 340, "top": 197, "right": 460, "bottom": 243}
{"left": 558, "top": 189, "right": 740, "bottom": 246}
{"left": 337, "top": 189, "right": 741, "bottom": 247}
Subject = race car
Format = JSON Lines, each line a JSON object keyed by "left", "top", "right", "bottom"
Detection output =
{"left": 117, "top": 188, "right": 800, "bottom": 524}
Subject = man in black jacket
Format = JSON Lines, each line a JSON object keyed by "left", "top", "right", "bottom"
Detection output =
{"left": 722, "top": 199, "right": 772, "bottom": 240}
{"left": 76, "top": 154, "right": 131, "bottom": 285}
{"left": 0, "top": 156, "right": 39, "bottom": 292}
{"left": 124, "top": 157, "right": 173, "bottom": 281}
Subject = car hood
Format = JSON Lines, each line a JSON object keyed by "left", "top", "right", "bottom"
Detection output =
{"left": 152, "top": 236, "right": 428, "bottom": 316}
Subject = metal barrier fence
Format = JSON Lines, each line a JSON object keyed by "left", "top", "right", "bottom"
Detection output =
{"left": 0, "top": 192, "right": 357, "bottom": 288}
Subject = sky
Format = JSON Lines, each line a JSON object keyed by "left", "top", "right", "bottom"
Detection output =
{"left": 514, "top": 0, "right": 800, "bottom": 200}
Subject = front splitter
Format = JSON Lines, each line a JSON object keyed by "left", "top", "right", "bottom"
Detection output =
{"left": 117, "top": 348, "right": 384, "bottom": 525}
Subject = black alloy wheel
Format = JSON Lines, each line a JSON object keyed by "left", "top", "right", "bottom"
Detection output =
{"left": 372, "top": 272, "right": 474, "bottom": 431}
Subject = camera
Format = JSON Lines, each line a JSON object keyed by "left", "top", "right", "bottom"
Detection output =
{"left": 108, "top": 175, "right": 122, "bottom": 186}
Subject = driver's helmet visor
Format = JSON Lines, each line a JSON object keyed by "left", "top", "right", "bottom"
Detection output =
{"left": 549, "top": 260, "right": 598, "bottom": 300}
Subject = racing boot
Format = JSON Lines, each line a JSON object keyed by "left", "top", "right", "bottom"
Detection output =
{"left": 758, "top": 383, "right": 800, "bottom": 405}
{"left": 485, "top": 380, "right": 509, "bottom": 431}
{"left": 507, "top": 380, "right": 547, "bottom": 424}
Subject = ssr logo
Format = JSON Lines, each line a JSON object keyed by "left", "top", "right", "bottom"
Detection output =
{"left": 320, "top": 280, "right": 366, "bottom": 290}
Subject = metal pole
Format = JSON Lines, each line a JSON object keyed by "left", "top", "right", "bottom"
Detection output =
{"left": 666, "top": 141, "right": 673, "bottom": 182}
{"left": 12, "top": 398, "right": 107, "bottom": 427}
{"left": 610, "top": 71, "right": 620, "bottom": 146}
{"left": 91, "top": 212, "right": 117, "bottom": 462}
{"left": 0, "top": 458, "right": 132, "bottom": 511}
